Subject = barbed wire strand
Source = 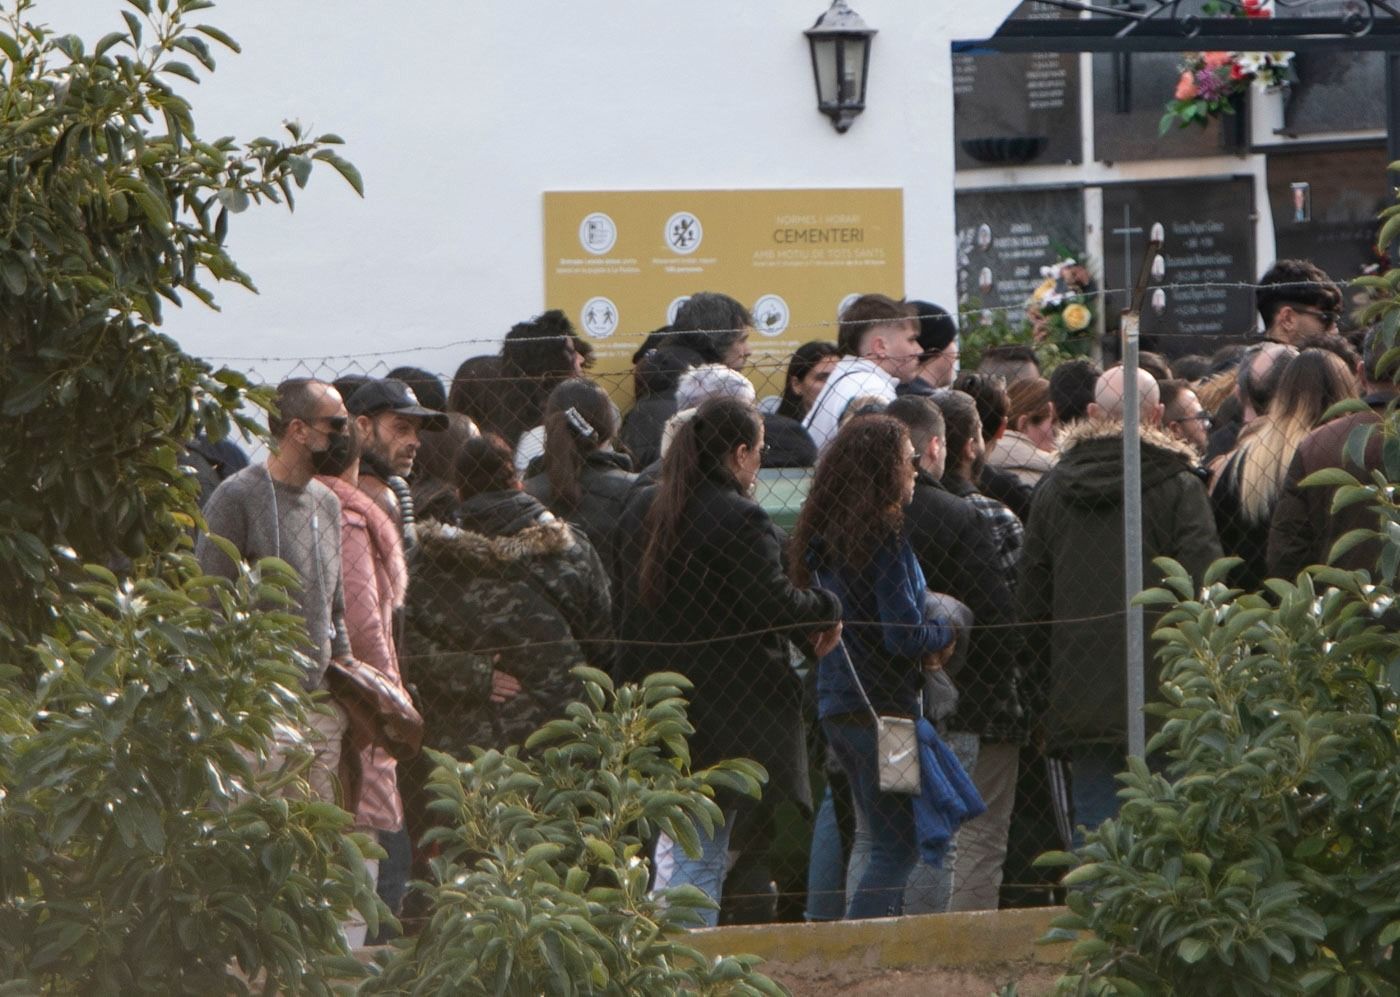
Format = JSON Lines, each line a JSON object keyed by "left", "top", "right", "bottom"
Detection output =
{"left": 200, "top": 278, "right": 1359, "bottom": 364}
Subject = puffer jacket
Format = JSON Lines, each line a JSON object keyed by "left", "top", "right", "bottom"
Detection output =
{"left": 1017, "top": 419, "right": 1222, "bottom": 749}
{"left": 403, "top": 490, "right": 613, "bottom": 758}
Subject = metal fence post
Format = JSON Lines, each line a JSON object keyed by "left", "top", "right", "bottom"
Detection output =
{"left": 1121, "top": 312, "right": 1146, "bottom": 760}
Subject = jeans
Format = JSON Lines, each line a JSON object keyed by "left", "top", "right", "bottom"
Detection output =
{"left": 652, "top": 811, "right": 736, "bottom": 928}
{"left": 903, "top": 730, "right": 979, "bottom": 914}
{"left": 823, "top": 718, "right": 917, "bottom": 920}
{"left": 368, "top": 826, "right": 412, "bottom": 943}
{"left": 1069, "top": 743, "right": 1124, "bottom": 846}
{"left": 805, "top": 785, "right": 846, "bottom": 921}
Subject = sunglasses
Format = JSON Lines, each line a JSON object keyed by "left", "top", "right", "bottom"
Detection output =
{"left": 309, "top": 415, "right": 349, "bottom": 433}
{"left": 1293, "top": 306, "right": 1339, "bottom": 327}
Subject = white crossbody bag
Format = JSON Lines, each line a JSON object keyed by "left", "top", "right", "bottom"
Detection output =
{"left": 835, "top": 641, "right": 920, "bottom": 796}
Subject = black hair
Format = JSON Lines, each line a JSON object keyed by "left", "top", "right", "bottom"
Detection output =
{"left": 1171, "top": 354, "right": 1211, "bottom": 382}
{"left": 634, "top": 345, "right": 700, "bottom": 400}
{"left": 541, "top": 378, "right": 618, "bottom": 514}
{"left": 930, "top": 389, "right": 981, "bottom": 479}
{"left": 1362, "top": 325, "right": 1391, "bottom": 384}
{"left": 498, "top": 310, "right": 581, "bottom": 446}
{"left": 666, "top": 293, "right": 753, "bottom": 364}
{"left": 387, "top": 366, "right": 448, "bottom": 412}
{"left": 1256, "top": 259, "right": 1342, "bottom": 328}
{"left": 448, "top": 355, "right": 509, "bottom": 435}
{"left": 952, "top": 371, "right": 1010, "bottom": 440}
{"left": 631, "top": 327, "right": 673, "bottom": 367}
{"left": 1048, "top": 358, "right": 1101, "bottom": 426}
{"left": 1295, "top": 333, "right": 1360, "bottom": 376}
{"left": 454, "top": 433, "right": 519, "bottom": 500}
{"left": 886, "top": 395, "right": 945, "bottom": 457}
{"left": 777, "top": 341, "right": 840, "bottom": 420}
{"left": 977, "top": 344, "right": 1040, "bottom": 384}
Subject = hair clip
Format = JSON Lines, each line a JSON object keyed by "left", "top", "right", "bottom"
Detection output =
{"left": 563, "top": 406, "right": 597, "bottom": 442}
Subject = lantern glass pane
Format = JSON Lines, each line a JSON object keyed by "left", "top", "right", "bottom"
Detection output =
{"left": 811, "top": 37, "right": 837, "bottom": 106}
{"left": 841, "top": 38, "right": 866, "bottom": 104}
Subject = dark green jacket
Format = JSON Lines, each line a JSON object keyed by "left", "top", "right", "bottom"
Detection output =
{"left": 1017, "top": 420, "right": 1222, "bottom": 749}
{"left": 403, "top": 491, "right": 612, "bottom": 758}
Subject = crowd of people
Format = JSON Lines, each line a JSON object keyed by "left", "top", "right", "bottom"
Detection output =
{"left": 190, "top": 257, "right": 1395, "bottom": 932}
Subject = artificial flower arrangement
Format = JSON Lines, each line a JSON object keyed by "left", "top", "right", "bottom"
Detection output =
{"left": 1159, "top": 0, "right": 1294, "bottom": 132}
{"left": 1160, "top": 50, "right": 1293, "bottom": 133}
{"left": 1028, "top": 256, "right": 1095, "bottom": 342}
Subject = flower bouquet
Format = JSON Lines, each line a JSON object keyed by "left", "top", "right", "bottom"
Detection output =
{"left": 1028, "top": 257, "right": 1095, "bottom": 343}
{"left": 1160, "top": 49, "right": 1294, "bottom": 133}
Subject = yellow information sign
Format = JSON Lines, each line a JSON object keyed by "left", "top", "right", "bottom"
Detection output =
{"left": 543, "top": 188, "right": 904, "bottom": 399}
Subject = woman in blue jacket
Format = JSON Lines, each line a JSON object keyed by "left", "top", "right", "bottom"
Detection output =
{"left": 790, "top": 414, "right": 953, "bottom": 919}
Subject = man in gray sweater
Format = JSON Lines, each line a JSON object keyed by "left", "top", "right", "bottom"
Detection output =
{"left": 196, "top": 377, "right": 355, "bottom": 804}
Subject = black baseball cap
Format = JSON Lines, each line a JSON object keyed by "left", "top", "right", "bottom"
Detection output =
{"left": 346, "top": 378, "right": 447, "bottom": 431}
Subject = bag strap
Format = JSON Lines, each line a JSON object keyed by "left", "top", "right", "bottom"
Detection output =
{"left": 834, "top": 639, "right": 882, "bottom": 727}
{"left": 834, "top": 637, "right": 924, "bottom": 724}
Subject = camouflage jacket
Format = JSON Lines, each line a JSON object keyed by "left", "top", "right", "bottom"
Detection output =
{"left": 403, "top": 490, "right": 613, "bottom": 759}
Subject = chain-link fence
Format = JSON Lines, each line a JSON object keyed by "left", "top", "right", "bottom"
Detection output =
{"left": 188, "top": 299, "right": 1386, "bottom": 930}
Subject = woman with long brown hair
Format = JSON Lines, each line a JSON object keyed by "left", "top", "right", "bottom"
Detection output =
{"left": 790, "top": 414, "right": 954, "bottom": 920}
{"left": 611, "top": 396, "right": 842, "bottom": 926}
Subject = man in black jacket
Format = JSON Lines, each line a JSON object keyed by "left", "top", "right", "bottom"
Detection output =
{"left": 887, "top": 396, "right": 1025, "bottom": 912}
{"left": 1018, "top": 367, "right": 1221, "bottom": 842}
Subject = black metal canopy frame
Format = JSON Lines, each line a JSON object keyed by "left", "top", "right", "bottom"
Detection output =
{"left": 955, "top": 0, "right": 1400, "bottom": 171}
{"left": 954, "top": 0, "right": 1400, "bottom": 54}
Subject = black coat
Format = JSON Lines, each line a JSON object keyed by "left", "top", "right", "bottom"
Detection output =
{"left": 1017, "top": 419, "right": 1222, "bottom": 750}
{"left": 979, "top": 461, "right": 1034, "bottom": 524}
{"left": 523, "top": 449, "right": 637, "bottom": 567}
{"left": 612, "top": 476, "right": 840, "bottom": 811}
{"left": 619, "top": 395, "right": 678, "bottom": 470}
{"left": 904, "top": 470, "right": 1024, "bottom": 741}
{"left": 761, "top": 412, "right": 818, "bottom": 469}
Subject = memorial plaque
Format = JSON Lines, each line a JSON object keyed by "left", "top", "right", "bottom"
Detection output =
{"left": 953, "top": 2, "right": 1081, "bottom": 171}
{"left": 1101, "top": 178, "right": 1256, "bottom": 356}
{"left": 1093, "top": 52, "right": 1235, "bottom": 163}
{"left": 954, "top": 187, "right": 1086, "bottom": 321}
{"left": 1268, "top": 146, "right": 1389, "bottom": 313}
{"left": 1282, "top": 52, "right": 1385, "bottom": 136}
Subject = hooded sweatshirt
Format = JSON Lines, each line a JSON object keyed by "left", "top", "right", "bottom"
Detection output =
{"left": 1017, "top": 419, "right": 1221, "bottom": 749}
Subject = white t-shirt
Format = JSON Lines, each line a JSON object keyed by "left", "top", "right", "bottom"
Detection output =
{"left": 801, "top": 356, "right": 898, "bottom": 451}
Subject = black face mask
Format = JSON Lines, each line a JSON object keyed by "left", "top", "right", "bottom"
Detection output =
{"left": 310, "top": 432, "right": 356, "bottom": 477}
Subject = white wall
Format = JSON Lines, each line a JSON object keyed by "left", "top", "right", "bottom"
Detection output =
{"left": 61, "top": 1, "right": 1022, "bottom": 382}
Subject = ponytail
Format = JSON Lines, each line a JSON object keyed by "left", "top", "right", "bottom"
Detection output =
{"left": 639, "top": 396, "right": 760, "bottom": 605}
{"left": 540, "top": 378, "right": 616, "bottom": 514}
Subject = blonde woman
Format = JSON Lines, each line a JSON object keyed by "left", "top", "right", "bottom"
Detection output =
{"left": 1209, "top": 349, "right": 1357, "bottom": 590}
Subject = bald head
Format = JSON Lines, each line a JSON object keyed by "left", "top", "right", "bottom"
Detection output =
{"left": 1089, "top": 366, "right": 1163, "bottom": 426}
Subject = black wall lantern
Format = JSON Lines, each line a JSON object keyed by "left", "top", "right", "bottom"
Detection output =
{"left": 805, "top": 0, "right": 876, "bottom": 133}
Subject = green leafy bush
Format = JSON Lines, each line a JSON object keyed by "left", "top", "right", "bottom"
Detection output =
{"left": 363, "top": 668, "right": 786, "bottom": 996}
{"left": 0, "top": 0, "right": 380, "bottom": 990}
{"left": 0, "top": 0, "right": 358, "bottom": 651}
{"left": 0, "top": 553, "right": 383, "bottom": 993}
{"left": 1039, "top": 558, "right": 1400, "bottom": 994}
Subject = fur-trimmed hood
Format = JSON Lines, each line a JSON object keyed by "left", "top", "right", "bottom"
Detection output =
{"left": 416, "top": 513, "right": 577, "bottom": 571}
{"left": 1049, "top": 417, "right": 1201, "bottom": 507}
